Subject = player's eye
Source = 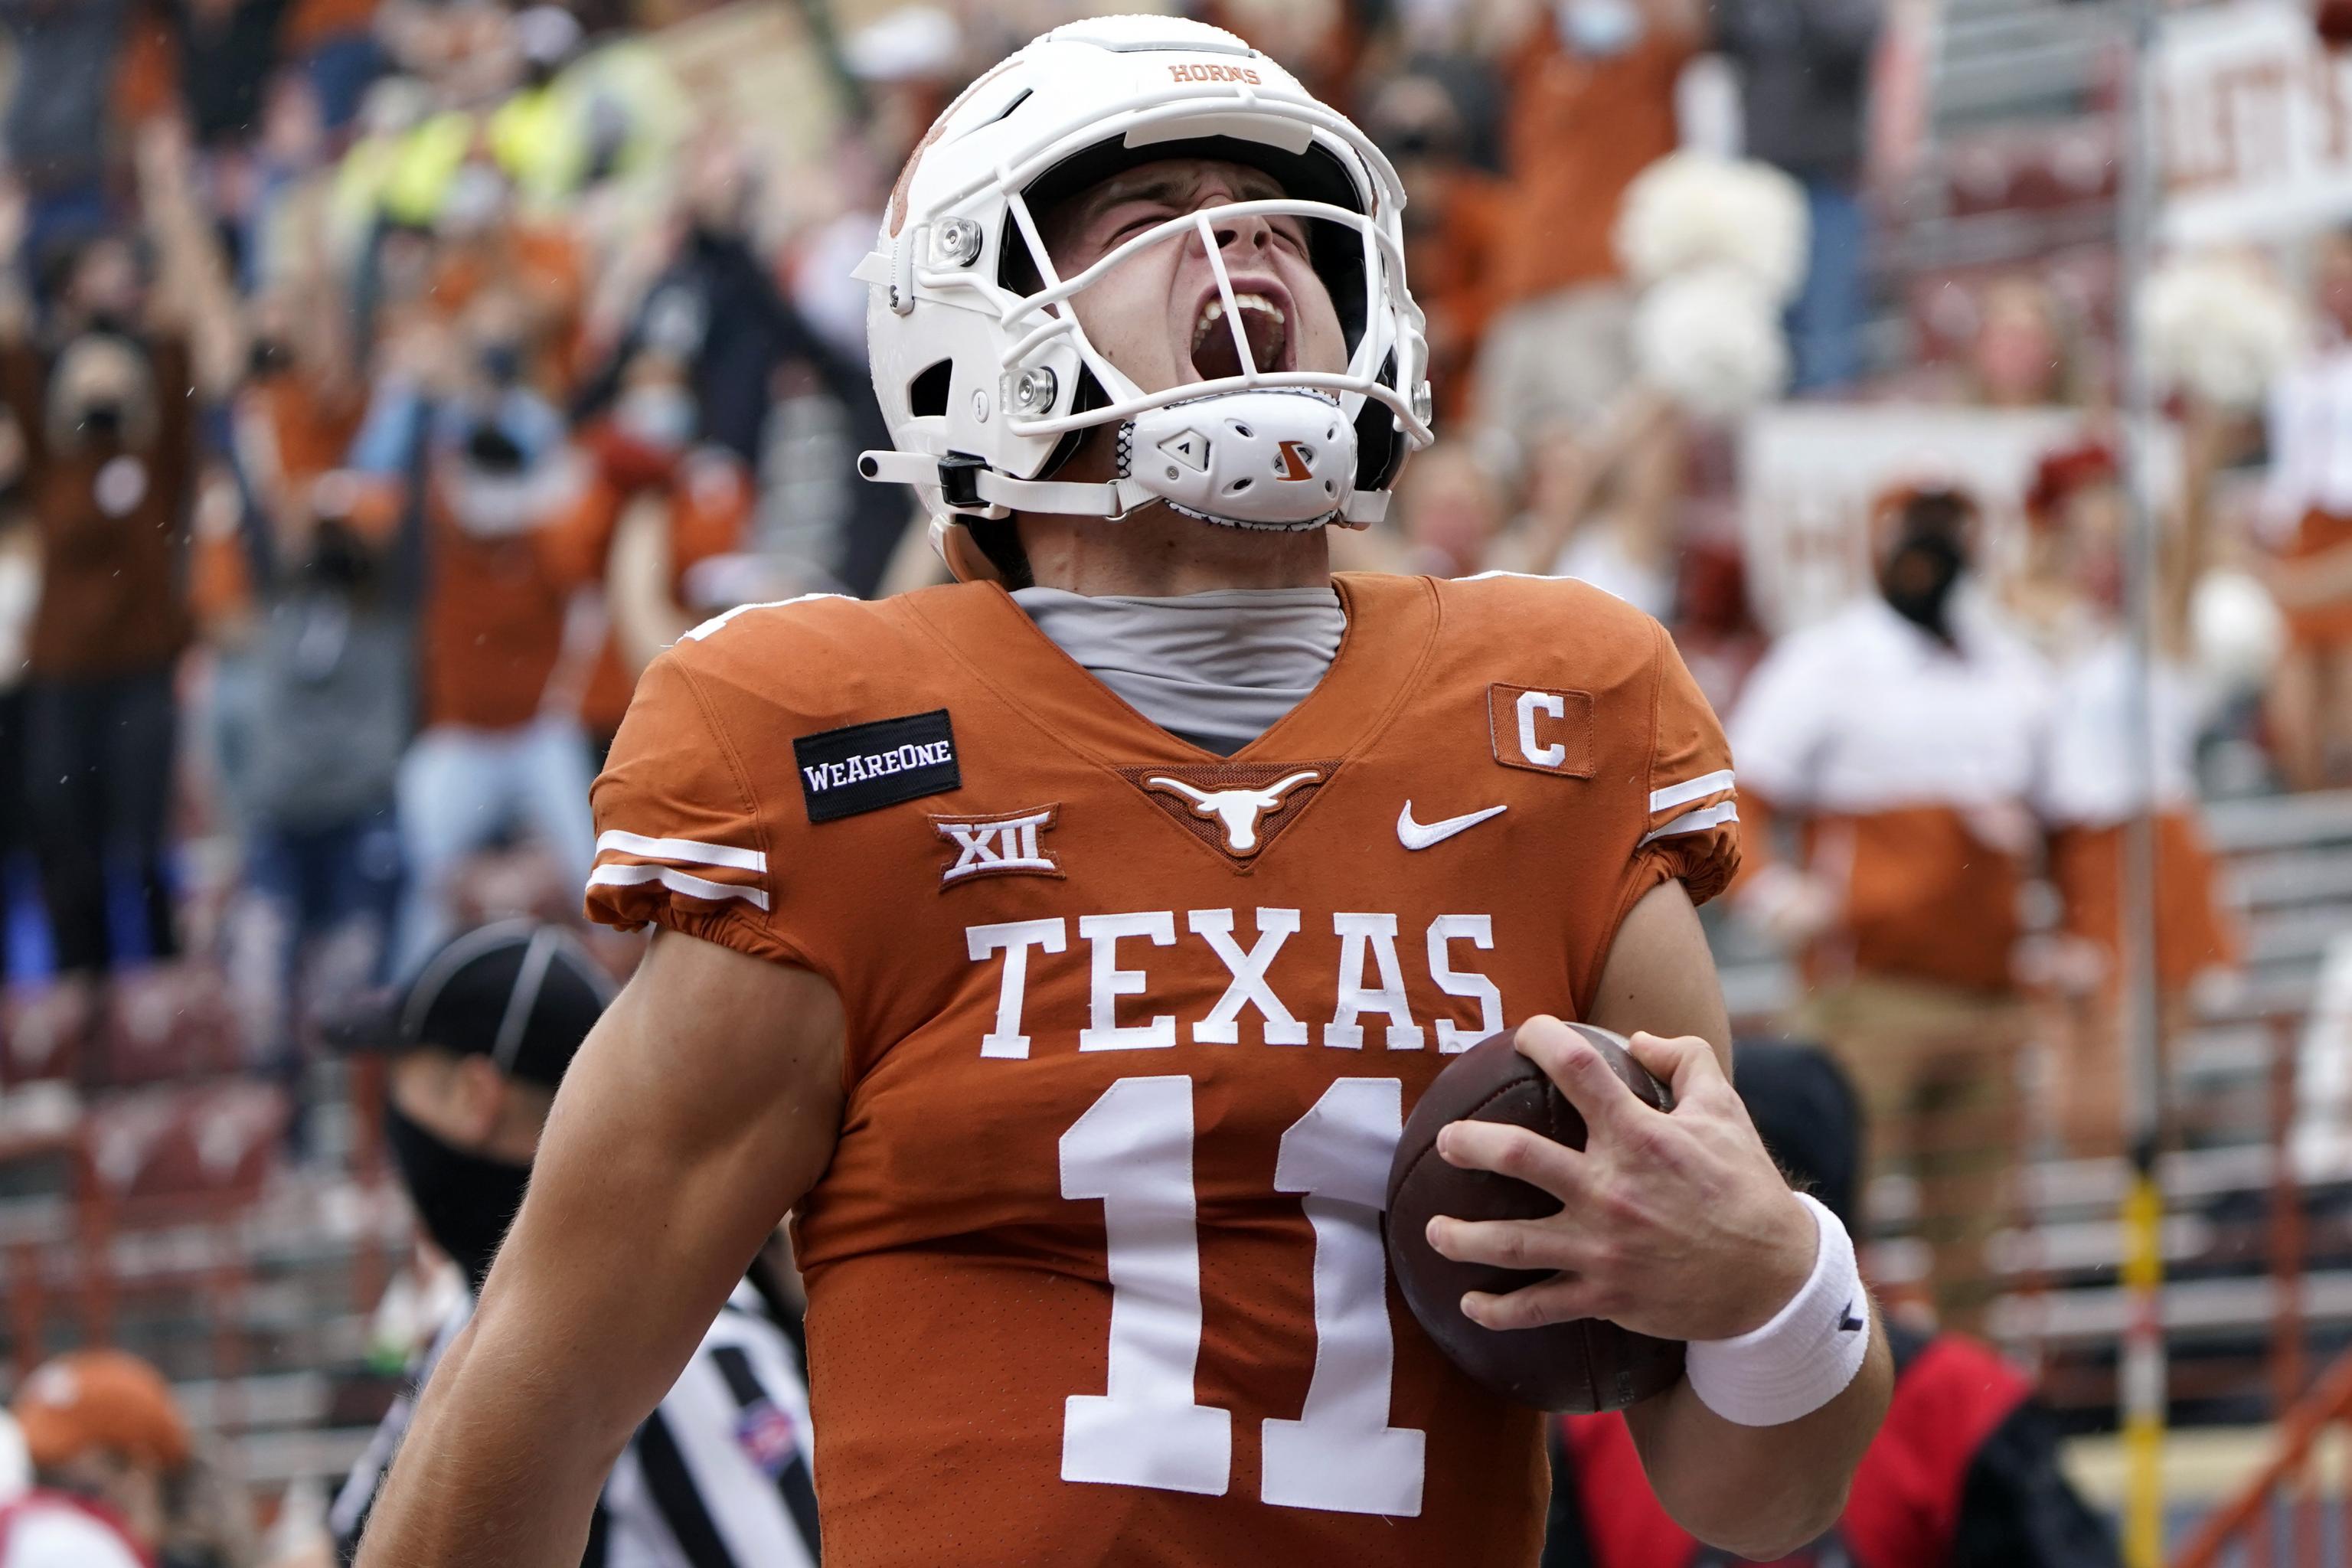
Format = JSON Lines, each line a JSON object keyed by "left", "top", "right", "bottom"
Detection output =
{"left": 1109, "top": 207, "right": 1171, "bottom": 240}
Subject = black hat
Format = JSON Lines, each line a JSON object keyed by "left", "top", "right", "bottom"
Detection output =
{"left": 1732, "top": 1040, "right": 1864, "bottom": 1235}
{"left": 340, "top": 920, "right": 615, "bottom": 1089}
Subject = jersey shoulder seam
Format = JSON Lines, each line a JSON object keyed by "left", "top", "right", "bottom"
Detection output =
{"left": 669, "top": 654, "right": 779, "bottom": 927}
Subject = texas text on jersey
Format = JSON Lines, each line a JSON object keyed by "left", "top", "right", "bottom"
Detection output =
{"left": 583, "top": 569, "right": 1740, "bottom": 1566}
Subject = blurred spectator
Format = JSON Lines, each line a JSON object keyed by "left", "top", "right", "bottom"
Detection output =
{"left": 1727, "top": 485, "right": 2054, "bottom": 1326}
{"left": 1470, "top": 0, "right": 1698, "bottom": 457}
{"left": 0, "top": 1402, "right": 147, "bottom": 1568}
{"left": 328, "top": 920, "right": 820, "bottom": 1567}
{"left": 487, "top": 5, "right": 593, "bottom": 211}
{"left": 0, "top": 415, "right": 29, "bottom": 980}
{"left": 574, "top": 133, "right": 903, "bottom": 593}
{"left": 284, "top": 0, "right": 389, "bottom": 132}
{"left": 2024, "top": 420, "right": 2239, "bottom": 1155}
{"left": 11, "top": 1349, "right": 257, "bottom": 1568}
{"left": 425, "top": 161, "right": 584, "bottom": 396}
{"left": 557, "top": 346, "right": 754, "bottom": 750}
{"left": 216, "top": 431, "right": 413, "bottom": 1106}
{"left": 1544, "top": 1043, "right": 2119, "bottom": 1568}
{"left": 0, "top": 122, "right": 239, "bottom": 988}
{"left": 2260, "top": 228, "right": 2352, "bottom": 791}
{"left": 1970, "top": 275, "right": 2084, "bottom": 410}
{"left": 1505, "top": 391, "right": 1682, "bottom": 618}
{"left": 1391, "top": 441, "right": 1508, "bottom": 579}
{"left": 1363, "top": 70, "right": 1508, "bottom": 426}
{"left": 0, "top": 0, "right": 131, "bottom": 267}
{"left": 348, "top": 295, "right": 596, "bottom": 976}
{"left": 575, "top": 138, "right": 816, "bottom": 462}
{"left": 1710, "top": 0, "right": 1880, "bottom": 393}
{"left": 170, "top": 0, "right": 298, "bottom": 154}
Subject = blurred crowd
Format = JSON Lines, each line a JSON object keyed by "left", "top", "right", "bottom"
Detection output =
{"left": 0, "top": 0, "right": 2345, "bottom": 1550}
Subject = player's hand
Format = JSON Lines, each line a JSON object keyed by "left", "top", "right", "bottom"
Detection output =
{"left": 1423, "top": 1018, "right": 1818, "bottom": 1342}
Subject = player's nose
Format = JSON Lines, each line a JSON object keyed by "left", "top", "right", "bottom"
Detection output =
{"left": 1210, "top": 210, "right": 1273, "bottom": 258}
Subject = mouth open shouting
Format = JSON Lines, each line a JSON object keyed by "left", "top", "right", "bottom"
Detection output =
{"left": 1035, "top": 158, "right": 1350, "bottom": 400}
{"left": 1188, "top": 284, "right": 1294, "bottom": 381}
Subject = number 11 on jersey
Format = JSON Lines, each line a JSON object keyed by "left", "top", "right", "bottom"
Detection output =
{"left": 1058, "top": 1075, "right": 1426, "bottom": 1517}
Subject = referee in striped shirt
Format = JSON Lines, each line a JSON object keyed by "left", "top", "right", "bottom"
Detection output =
{"left": 329, "top": 920, "right": 821, "bottom": 1566}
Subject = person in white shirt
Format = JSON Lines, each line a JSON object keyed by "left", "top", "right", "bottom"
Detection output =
{"left": 1729, "top": 482, "right": 2055, "bottom": 1327}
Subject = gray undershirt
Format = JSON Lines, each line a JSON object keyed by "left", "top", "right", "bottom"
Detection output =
{"left": 1012, "top": 586, "right": 1344, "bottom": 756}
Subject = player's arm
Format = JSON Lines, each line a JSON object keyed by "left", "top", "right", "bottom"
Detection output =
{"left": 353, "top": 931, "right": 846, "bottom": 1568}
{"left": 1427, "top": 882, "right": 1893, "bottom": 1558}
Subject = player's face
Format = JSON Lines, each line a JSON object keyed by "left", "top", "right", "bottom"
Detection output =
{"left": 1043, "top": 158, "right": 1349, "bottom": 396}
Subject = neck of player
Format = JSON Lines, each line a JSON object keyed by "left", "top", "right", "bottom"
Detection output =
{"left": 1018, "top": 505, "right": 1331, "bottom": 596}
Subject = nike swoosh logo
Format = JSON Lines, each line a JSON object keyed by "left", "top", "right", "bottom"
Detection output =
{"left": 1838, "top": 1300, "right": 1864, "bottom": 1333}
{"left": 1397, "top": 802, "right": 1508, "bottom": 851}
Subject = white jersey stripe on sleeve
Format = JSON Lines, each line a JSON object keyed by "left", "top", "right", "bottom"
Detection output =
{"left": 1640, "top": 801, "right": 1740, "bottom": 846}
{"left": 1648, "top": 769, "right": 1736, "bottom": 813}
{"left": 590, "top": 863, "right": 773, "bottom": 912}
{"left": 596, "top": 829, "right": 768, "bottom": 873}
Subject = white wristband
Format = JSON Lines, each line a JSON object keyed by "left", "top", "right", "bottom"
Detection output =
{"left": 1684, "top": 1192, "right": 1870, "bottom": 1428}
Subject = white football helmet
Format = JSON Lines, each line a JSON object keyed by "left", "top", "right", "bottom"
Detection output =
{"left": 853, "top": 15, "right": 1432, "bottom": 578}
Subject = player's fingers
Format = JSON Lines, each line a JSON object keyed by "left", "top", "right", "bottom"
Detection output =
{"left": 1436, "top": 1117, "right": 1591, "bottom": 1203}
{"left": 1624, "top": 1030, "right": 1727, "bottom": 1106}
{"left": 1425, "top": 1214, "right": 1586, "bottom": 1274}
{"left": 1460, "top": 1275, "right": 1602, "bottom": 1332}
{"left": 1517, "top": 1017, "right": 1645, "bottom": 1139}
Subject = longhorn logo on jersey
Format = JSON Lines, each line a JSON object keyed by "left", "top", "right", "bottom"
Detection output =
{"left": 1127, "top": 762, "right": 1336, "bottom": 861}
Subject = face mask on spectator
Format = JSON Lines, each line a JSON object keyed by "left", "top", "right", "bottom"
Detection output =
{"left": 464, "top": 419, "right": 529, "bottom": 473}
{"left": 447, "top": 426, "right": 570, "bottom": 538}
{"left": 305, "top": 518, "right": 377, "bottom": 593}
{"left": 1557, "top": 0, "right": 1642, "bottom": 56}
{"left": 50, "top": 336, "right": 155, "bottom": 451}
{"left": 1880, "top": 531, "right": 1966, "bottom": 641}
{"left": 616, "top": 385, "right": 697, "bottom": 453}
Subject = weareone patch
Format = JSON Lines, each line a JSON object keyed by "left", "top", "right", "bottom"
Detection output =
{"left": 794, "top": 710, "right": 961, "bottom": 822}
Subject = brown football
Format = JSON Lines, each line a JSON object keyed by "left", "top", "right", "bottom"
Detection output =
{"left": 1385, "top": 1024, "right": 1687, "bottom": 1411}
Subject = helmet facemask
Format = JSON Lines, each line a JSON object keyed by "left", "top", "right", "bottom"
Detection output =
{"left": 856, "top": 20, "right": 1432, "bottom": 562}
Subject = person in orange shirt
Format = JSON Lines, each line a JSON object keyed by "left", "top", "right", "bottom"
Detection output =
{"left": 348, "top": 298, "right": 597, "bottom": 978}
{"left": 1469, "top": 0, "right": 1698, "bottom": 457}
{"left": 547, "top": 348, "right": 755, "bottom": 753}
{"left": 1729, "top": 484, "right": 2056, "bottom": 1327}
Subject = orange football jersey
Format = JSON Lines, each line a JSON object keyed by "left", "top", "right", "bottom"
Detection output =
{"left": 585, "top": 571, "right": 1739, "bottom": 1568}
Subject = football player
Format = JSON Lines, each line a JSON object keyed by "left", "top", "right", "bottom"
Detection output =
{"left": 354, "top": 19, "right": 1890, "bottom": 1567}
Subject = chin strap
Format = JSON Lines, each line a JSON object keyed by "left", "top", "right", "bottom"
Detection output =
{"left": 858, "top": 449, "right": 1390, "bottom": 528}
